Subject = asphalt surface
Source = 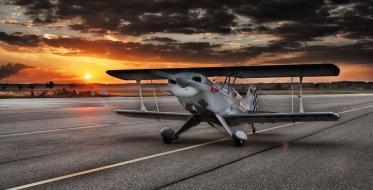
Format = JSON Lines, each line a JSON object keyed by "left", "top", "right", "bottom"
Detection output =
{"left": 0, "top": 94, "right": 372, "bottom": 190}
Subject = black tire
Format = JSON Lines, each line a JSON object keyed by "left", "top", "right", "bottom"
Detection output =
{"left": 163, "top": 137, "right": 173, "bottom": 144}
{"left": 233, "top": 139, "right": 245, "bottom": 147}
{"left": 160, "top": 127, "right": 175, "bottom": 144}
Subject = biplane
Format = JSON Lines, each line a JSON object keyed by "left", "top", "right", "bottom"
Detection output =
{"left": 107, "top": 63, "right": 340, "bottom": 146}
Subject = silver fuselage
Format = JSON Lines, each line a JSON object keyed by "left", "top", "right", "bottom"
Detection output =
{"left": 168, "top": 72, "right": 248, "bottom": 117}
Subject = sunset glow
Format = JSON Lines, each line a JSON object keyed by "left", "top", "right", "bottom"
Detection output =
{"left": 84, "top": 73, "right": 92, "bottom": 80}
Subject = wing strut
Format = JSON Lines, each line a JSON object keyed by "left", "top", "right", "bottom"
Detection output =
{"left": 151, "top": 80, "right": 159, "bottom": 112}
{"left": 136, "top": 80, "right": 148, "bottom": 112}
{"left": 216, "top": 114, "right": 233, "bottom": 136}
{"left": 291, "top": 77, "right": 294, "bottom": 113}
{"left": 299, "top": 76, "right": 304, "bottom": 113}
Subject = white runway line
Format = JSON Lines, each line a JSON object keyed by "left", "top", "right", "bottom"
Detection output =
{"left": 0, "top": 120, "right": 148, "bottom": 138}
{"left": 6, "top": 105, "right": 373, "bottom": 190}
{"left": 337, "top": 105, "right": 373, "bottom": 114}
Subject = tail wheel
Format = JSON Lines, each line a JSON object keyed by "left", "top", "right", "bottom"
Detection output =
{"left": 160, "top": 127, "right": 175, "bottom": 144}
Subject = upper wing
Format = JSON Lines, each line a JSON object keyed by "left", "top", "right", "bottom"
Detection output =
{"left": 107, "top": 63, "right": 340, "bottom": 80}
{"left": 115, "top": 110, "right": 191, "bottom": 120}
{"left": 224, "top": 112, "right": 340, "bottom": 124}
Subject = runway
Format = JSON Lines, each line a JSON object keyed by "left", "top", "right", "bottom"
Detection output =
{"left": 0, "top": 94, "right": 372, "bottom": 189}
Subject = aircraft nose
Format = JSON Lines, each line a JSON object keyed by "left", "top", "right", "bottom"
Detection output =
{"left": 175, "top": 76, "right": 189, "bottom": 88}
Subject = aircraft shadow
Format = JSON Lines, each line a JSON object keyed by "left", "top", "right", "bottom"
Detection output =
{"left": 116, "top": 132, "right": 345, "bottom": 149}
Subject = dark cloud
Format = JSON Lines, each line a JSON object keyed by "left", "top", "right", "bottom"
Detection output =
{"left": 116, "top": 8, "right": 235, "bottom": 35}
{"left": 330, "top": 0, "right": 351, "bottom": 4}
{"left": 252, "top": 41, "right": 373, "bottom": 65}
{"left": 0, "top": 32, "right": 261, "bottom": 63}
{"left": 144, "top": 37, "right": 177, "bottom": 43}
{"left": 2, "top": 31, "right": 372, "bottom": 65}
{"left": 0, "top": 63, "right": 34, "bottom": 79}
{"left": 7, "top": 0, "right": 237, "bottom": 35}
{"left": 5, "top": 0, "right": 373, "bottom": 43}
{"left": 236, "top": 0, "right": 326, "bottom": 22}
{"left": 339, "top": 16, "right": 373, "bottom": 39}
{"left": 297, "top": 41, "right": 373, "bottom": 64}
{"left": 273, "top": 23, "right": 341, "bottom": 41}
{"left": 0, "top": 32, "right": 42, "bottom": 47}
{"left": 2, "top": 1, "right": 373, "bottom": 65}
{"left": 179, "top": 42, "right": 220, "bottom": 51}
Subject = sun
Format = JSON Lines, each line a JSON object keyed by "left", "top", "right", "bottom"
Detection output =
{"left": 84, "top": 73, "right": 92, "bottom": 80}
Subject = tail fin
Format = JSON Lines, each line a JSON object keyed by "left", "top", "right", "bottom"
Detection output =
{"left": 243, "top": 85, "right": 258, "bottom": 111}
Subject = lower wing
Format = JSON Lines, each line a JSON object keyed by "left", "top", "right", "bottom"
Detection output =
{"left": 115, "top": 110, "right": 191, "bottom": 120}
{"left": 224, "top": 112, "right": 340, "bottom": 124}
{"left": 115, "top": 110, "right": 339, "bottom": 124}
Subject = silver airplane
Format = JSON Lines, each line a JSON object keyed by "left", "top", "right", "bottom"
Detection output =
{"left": 107, "top": 64, "right": 340, "bottom": 146}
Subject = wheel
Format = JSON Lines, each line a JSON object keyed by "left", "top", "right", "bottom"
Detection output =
{"left": 160, "top": 127, "right": 175, "bottom": 144}
{"left": 233, "top": 138, "right": 246, "bottom": 146}
{"left": 232, "top": 130, "right": 247, "bottom": 147}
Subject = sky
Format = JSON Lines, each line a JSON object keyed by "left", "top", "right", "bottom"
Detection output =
{"left": 0, "top": 0, "right": 372, "bottom": 83}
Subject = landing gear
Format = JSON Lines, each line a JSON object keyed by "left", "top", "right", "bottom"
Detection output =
{"left": 232, "top": 130, "right": 248, "bottom": 146}
{"left": 160, "top": 116, "right": 200, "bottom": 144}
{"left": 215, "top": 114, "right": 248, "bottom": 147}
{"left": 160, "top": 127, "right": 175, "bottom": 144}
{"left": 250, "top": 124, "right": 256, "bottom": 134}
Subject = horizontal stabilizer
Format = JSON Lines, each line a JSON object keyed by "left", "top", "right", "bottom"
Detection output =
{"left": 115, "top": 110, "right": 191, "bottom": 120}
{"left": 224, "top": 112, "right": 340, "bottom": 124}
{"left": 107, "top": 63, "right": 340, "bottom": 80}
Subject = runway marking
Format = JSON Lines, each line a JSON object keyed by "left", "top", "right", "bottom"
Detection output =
{"left": 337, "top": 105, "right": 373, "bottom": 114}
{"left": 6, "top": 105, "right": 373, "bottom": 190}
{"left": 0, "top": 120, "right": 149, "bottom": 138}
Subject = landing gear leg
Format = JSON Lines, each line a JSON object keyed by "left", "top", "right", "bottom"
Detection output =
{"left": 215, "top": 114, "right": 247, "bottom": 146}
{"left": 250, "top": 124, "right": 256, "bottom": 134}
{"left": 160, "top": 116, "right": 200, "bottom": 144}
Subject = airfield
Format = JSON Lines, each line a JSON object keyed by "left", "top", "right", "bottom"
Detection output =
{"left": 0, "top": 94, "right": 372, "bottom": 189}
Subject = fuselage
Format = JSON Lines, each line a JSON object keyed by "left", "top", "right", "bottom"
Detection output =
{"left": 168, "top": 72, "right": 248, "bottom": 117}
